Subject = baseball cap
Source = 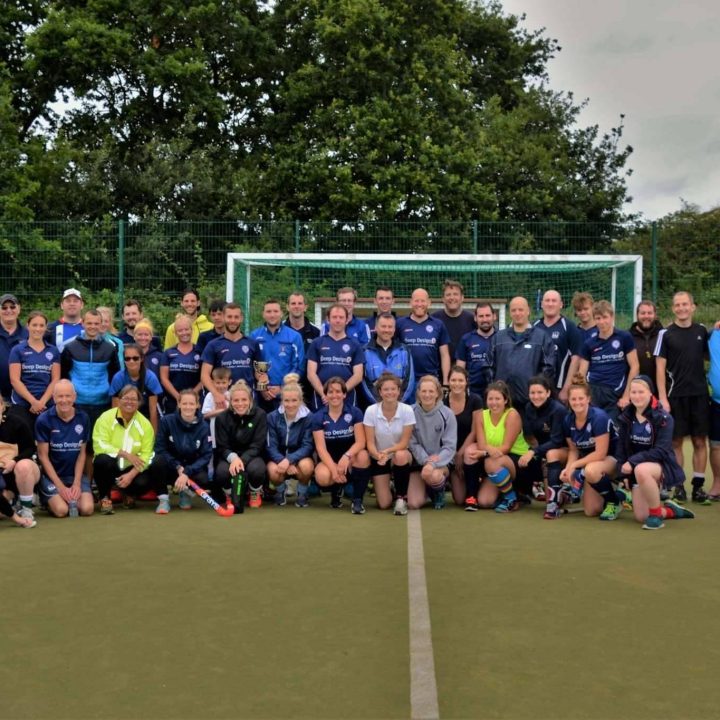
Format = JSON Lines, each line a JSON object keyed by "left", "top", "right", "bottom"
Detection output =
{"left": 0, "top": 293, "right": 18, "bottom": 306}
{"left": 63, "top": 288, "right": 83, "bottom": 300}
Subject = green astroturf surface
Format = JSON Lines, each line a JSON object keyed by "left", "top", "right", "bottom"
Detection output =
{"left": 2, "top": 491, "right": 720, "bottom": 720}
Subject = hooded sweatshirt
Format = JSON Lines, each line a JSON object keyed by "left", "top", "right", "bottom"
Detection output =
{"left": 409, "top": 401, "right": 457, "bottom": 468}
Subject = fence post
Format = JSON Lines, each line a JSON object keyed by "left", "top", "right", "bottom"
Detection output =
{"left": 472, "top": 220, "right": 478, "bottom": 297}
{"left": 294, "top": 219, "right": 300, "bottom": 287}
{"left": 651, "top": 220, "right": 658, "bottom": 303}
{"left": 118, "top": 218, "right": 125, "bottom": 317}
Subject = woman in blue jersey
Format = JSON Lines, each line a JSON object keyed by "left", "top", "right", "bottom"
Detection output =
{"left": 615, "top": 375, "right": 694, "bottom": 529}
{"left": 560, "top": 375, "right": 623, "bottom": 520}
{"left": 9, "top": 311, "right": 60, "bottom": 431}
{"left": 266, "top": 376, "right": 315, "bottom": 508}
{"left": 306, "top": 304, "right": 364, "bottom": 411}
{"left": 109, "top": 344, "right": 163, "bottom": 432}
{"left": 443, "top": 366, "right": 483, "bottom": 509}
{"left": 578, "top": 300, "right": 639, "bottom": 422}
{"left": 312, "top": 376, "right": 371, "bottom": 513}
{"left": 518, "top": 375, "right": 568, "bottom": 519}
{"left": 363, "top": 372, "right": 415, "bottom": 515}
{"left": 470, "top": 380, "right": 528, "bottom": 513}
{"left": 408, "top": 375, "right": 457, "bottom": 510}
{"left": 159, "top": 315, "right": 202, "bottom": 415}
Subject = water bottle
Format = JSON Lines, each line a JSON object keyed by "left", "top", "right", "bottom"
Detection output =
{"left": 230, "top": 472, "right": 245, "bottom": 514}
{"left": 68, "top": 499, "right": 79, "bottom": 518}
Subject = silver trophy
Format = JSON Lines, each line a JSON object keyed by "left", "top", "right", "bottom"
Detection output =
{"left": 254, "top": 360, "right": 271, "bottom": 391}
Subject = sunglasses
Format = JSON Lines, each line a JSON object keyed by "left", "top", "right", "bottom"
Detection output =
{"left": 1, "top": 304, "right": 17, "bottom": 310}
{"left": 124, "top": 356, "right": 141, "bottom": 361}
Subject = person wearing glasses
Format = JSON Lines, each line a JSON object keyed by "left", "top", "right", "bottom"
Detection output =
{"left": 92, "top": 384, "right": 165, "bottom": 515}
{"left": 0, "top": 293, "right": 28, "bottom": 403}
{"left": 109, "top": 344, "right": 163, "bottom": 432}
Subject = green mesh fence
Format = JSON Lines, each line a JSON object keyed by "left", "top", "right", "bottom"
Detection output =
{"left": 0, "top": 218, "right": 714, "bottom": 332}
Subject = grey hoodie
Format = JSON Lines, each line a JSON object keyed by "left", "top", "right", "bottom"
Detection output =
{"left": 409, "top": 401, "right": 457, "bottom": 468}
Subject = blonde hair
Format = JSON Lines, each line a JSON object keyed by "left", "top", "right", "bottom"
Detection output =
{"left": 229, "top": 380, "right": 254, "bottom": 411}
{"left": 134, "top": 319, "right": 155, "bottom": 334}
{"left": 281, "top": 373, "right": 304, "bottom": 403}
{"left": 96, "top": 306, "right": 118, "bottom": 334}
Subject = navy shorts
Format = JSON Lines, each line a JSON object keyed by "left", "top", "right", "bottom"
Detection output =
{"left": 39, "top": 475, "right": 92, "bottom": 502}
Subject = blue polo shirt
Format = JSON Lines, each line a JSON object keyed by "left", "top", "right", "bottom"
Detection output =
{"left": 161, "top": 346, "right": 201, "bottom": 392}
{"left": 396, "top": 315, "right": 450, "bottom": 381}
{"left": 534, "top": 316, "right": 582, "bottom": 389}
{"left": 311, "top": 404, "right": 363, "bottom": 460}
{"left": 201, "top": 335, "right": 258, "bottom": 386}
{"left": 456, "top": 330, "right": 494, "bottom": 395}
{"left": 35, "top": 406, "right": 90, "bottom": 479}
{"left": 563, "top": 406, "right": 617, "bottom": 457}
{"left": 9, "top": 341, "right": 60, "bottom": 407}
{"left": 580, "top": 330, "right": 635, "bottom": 392}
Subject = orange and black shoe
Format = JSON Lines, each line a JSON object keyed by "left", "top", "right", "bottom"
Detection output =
{"left": 464, "top": 496, "right": 479, "bottom": 512}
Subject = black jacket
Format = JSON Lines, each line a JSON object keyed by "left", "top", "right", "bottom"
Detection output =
{"left": 215, "top": 405, "right": 267, "bottom": 466}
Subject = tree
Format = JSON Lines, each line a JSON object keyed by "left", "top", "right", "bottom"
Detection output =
{"left": 251, "top": 0, "right": 632, "bottom": 223}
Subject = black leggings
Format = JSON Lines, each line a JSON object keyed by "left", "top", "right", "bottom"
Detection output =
{"left": 214, "top": 457, "right": 266, "bottom": 493}
{"left": 93, "top": 454, "right": 166, "bottom": 500}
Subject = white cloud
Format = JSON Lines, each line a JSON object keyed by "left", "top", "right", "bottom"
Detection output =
{"left": 500, "top": 0, "right": 720, "bottom": 218}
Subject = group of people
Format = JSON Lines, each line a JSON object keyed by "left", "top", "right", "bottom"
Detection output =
{"left": 0, "top": 281, "right": 715, "bottom": 531}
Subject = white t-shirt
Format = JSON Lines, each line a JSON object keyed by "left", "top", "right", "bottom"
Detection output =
{"left": 363, "top": 402, "right": 415, "bottom": 451}
{"left": 201, "top": 390, "right": 230, "bottom": 448}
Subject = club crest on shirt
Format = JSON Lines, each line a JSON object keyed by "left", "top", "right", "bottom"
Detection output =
{"left": 344, "top": 413, "right": 352, "bottom": 423}
{"left": 342, "top": 344, "right": 350, "bottom": 353}
{"left": 45, "top": 352, "right": 54, "bottom": 361}
{"left": 75, "top": 424, "right": 84, "bottom": 435}
{"left": 242, "top": 346, "right": 249, "bottom": 354}
{"left": 612, "top": 340, "right": 620, "bottom": 349}
{"left": 425, "top": 325, "right": 433, "bottom": 333}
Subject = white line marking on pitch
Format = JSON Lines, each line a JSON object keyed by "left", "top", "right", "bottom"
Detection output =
{"left": 407, "top": 510, "right": 440, "bottom": 720}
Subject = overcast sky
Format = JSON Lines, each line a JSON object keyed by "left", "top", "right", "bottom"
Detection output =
{"left": 499, "top": 0, "right": 720, "bottom": 220}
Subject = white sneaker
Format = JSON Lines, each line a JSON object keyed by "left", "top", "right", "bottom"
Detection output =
{"left": 18, "top": 506, "right": 35, "bottom": 521}
{"left": 285, "top": 478, "right": 298, "bottom": 498}
{"left": 393, "top": 497, "right": 408, "bottom": 516}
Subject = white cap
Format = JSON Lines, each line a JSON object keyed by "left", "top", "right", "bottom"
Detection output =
{"left": 62, "top": 288, "right": 83, "bottom": 300}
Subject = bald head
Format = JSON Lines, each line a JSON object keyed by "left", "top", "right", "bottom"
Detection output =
{"left": 508, "top": 296, "right": 531, "bottom": 330}
{"left": 53, "top": 379, "right": 77, "bottom": 400}
{"left": 541, "top": 290, "right": 563, "bottom": 321}
{"left": 410, "top": 288, "right": 430, "bottom": 319}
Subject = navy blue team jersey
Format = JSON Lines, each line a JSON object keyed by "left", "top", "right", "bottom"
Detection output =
{"left": 580, "top": 330, "right": 635, "bottom": 392}
{"left": 307, "top": 335, "right": 364, "bottom": 384}
{"left": 311, "top": 404, "right": 363, "bottom": 461}
{"left": 35, "top": 406, "right": 90, "bottom": 479}
{"left": 9, "top": 341, "right": 60, "bottom": 407}
{"left": 201, "top": 336, "right": 258, "bottom": 386}
{"left": 534, "top": 316, "right": 582, "bottom": 390}
{"left": 563, "top": 405, "right": 617, "bottom": 457}
{"left": 396, "top": 316, "right": 450, "bottom": 381}
{"left": 161, "top": 346, "right": 201, "bottom": 392}
{"left": 456, "top": 331, "right": 493, "bottom": 395}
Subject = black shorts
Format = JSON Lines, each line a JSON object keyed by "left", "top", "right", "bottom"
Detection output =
{"left": 670, "top": 395, "right": 710, "bottom": 438}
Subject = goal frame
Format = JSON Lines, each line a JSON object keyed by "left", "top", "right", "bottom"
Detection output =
{"left": 226, "top": 252, "right": 644, "bottom": 328}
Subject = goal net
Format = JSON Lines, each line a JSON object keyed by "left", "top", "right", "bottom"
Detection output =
{"left": 226, "top": 253, "right": 643, "bottom": 330}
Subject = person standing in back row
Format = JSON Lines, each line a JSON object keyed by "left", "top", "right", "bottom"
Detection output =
{"left": 654, "top": 291, "right": 711, "bottom": 503}
{"left": 397, "top": 288, "right": 451, "bottom": 388}
{"left": 431, "top": 280, "right": 475, "bottom": 363}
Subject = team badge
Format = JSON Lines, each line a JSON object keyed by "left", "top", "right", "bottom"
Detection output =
{"left": 612, "top": 340, "right": 620, "bottom": 349}
{"left": 45, "top": 352, "right": 54, "bottom": 361}
{"left": 75, "top": 424, "right": 84, "bottom": 435}
{"left": 194, "top": 354, "right": 200, "bottom": 361}
{"left": 152, "top": 357, "right": 159, "bottom": 365}
{"left": 344, "top": 413, "right": 352, "bottom": 423}
{"left": 242, "top": 346, "right": 249, "bottom": 353}
{"left": 425, "top": 325, "right": 433, "bottom": 333}
{"left": 645, "top": 423, "right": 651, "bottom": 432}
{"left": 342, "top": 344, "right": 350, "bottom": 353}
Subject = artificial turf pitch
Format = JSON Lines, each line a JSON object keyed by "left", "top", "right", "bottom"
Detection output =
{"left": 3, "top": 497, "right": 719, "bottom": 720}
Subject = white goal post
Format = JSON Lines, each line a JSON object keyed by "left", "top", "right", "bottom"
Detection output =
{"left": 226, "top": 252, "right": 643, "bottom": 329}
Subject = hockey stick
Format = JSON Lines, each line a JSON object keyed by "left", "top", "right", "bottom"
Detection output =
{"left": 187, "top": 479, "right": 234, "bottom": 517}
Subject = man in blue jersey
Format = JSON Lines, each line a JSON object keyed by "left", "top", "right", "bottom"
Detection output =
{"left": 534, "top": 290, "right": 582, "bottom": 403}
{"left": 250, "top": 298, "right": 304, "bottom": 411}
{"left": 571, "top": 292, "right": 598, "bottom": 345}
{"left": 362, "top": 312, "right": 415, "bottom": 404}
{"left": 35, "top": 379, "right": 94, "bottom": 517}
{"left": 490, "top": 296, "right": 556, "bottom": 417}
{"left": 321, "top": 287, "right": 371, "bottom": 346}
{"left": 0, "top": 293, "right": 28, "bottom": 402}
{"left": 397, "top": 288, "right": 451, "bottom": 387}
{"left": 431, "top": 280, "right": 475, "bottom": 363}
{"left": 307, "top": 304, "right": 364, "bottom": 410}
{"left": 456, "top": 302, "right": 495, "bottom": 398}
{"left": 45, "top": 288, "right": 84, "bottom": 352}
{"left": 200, "top": 303, "right": 259, "bottom": 409}
{"left": 366, "top": 287, "right": 396, "bottom": 337}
